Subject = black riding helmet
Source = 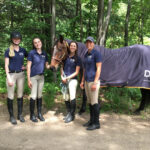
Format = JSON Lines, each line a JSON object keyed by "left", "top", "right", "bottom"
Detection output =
{"left": 10, "top": 31, "right": 22, "bottom": 41}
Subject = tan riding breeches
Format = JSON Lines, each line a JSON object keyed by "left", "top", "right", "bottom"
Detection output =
{"left": 63, "top": 79, "right": 78, "bottom": 101}
{"left": 30, "top": 75, "right": 44, "bottom": 100}
{"left": 84, "top": 81, "right": 100, "bottom": 105}
{"left": 6, "top": 72, "right": 25, "bottom": 99}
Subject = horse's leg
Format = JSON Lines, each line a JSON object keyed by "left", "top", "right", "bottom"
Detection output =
{"left": 78, "top": 89, "right": 87, "bottom": 115}
{"left": 78, "top": 69, "right": 87, "bottom": 115}
{"left": 134, "top": 89, "right": 147, "bottom": 113}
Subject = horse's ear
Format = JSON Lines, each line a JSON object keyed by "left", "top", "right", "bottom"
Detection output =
{"left": 59, "top": 35, "right": 64, "bottom": 43}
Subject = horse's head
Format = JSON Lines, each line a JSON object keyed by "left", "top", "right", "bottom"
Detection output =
{"left": 50, "top": 35, "right": 69, "bottom": 72}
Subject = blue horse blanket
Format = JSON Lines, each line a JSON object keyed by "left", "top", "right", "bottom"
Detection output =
{"left": 66, "top": 40, "right": 150, "bottom": 89}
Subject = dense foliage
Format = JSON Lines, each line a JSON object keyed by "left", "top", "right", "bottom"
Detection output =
{"left": 0, "top": 0, "right": 150, "bottom": 112}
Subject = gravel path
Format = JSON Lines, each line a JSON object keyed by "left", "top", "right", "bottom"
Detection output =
{"left": 0, "top": 102, "right": 150, "bottom": 150}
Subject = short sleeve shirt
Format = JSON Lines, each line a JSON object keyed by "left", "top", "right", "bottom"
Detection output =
{"left": 27, "top": 49, "right": 48, "bottom": 77}
{"left": 4, "top": 47, "right": 28, "bottom": 71}
{"left": 83, "top": 49, "right": 102, "bottom": 82}
{"left": 63, "top": 56, "right": 81, "bottom": 79}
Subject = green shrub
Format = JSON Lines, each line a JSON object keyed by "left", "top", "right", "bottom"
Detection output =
{"left": 23, "top": 77, "right": 30, "bottom": 95}
{"left": 43, "top": 82, "right": 60, "bottom": 109}
{"left": 101, "top": 87, "right": 141, "bottom": 113}
{"left": 0, "top": 67, "right": 7, "bottom": 93}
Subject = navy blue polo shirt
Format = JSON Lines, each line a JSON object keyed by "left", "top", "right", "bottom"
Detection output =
{"left": 63, "top": 56, "right": 81, "bottom": 79}
{"left": 83, "top": 49, "right": 102, "bottom": 82}
{"left": 4, "top": 47, "right": 28, "bottom": 71}
{"left": 27, "top": 49, "right": 48, "bottom": 77}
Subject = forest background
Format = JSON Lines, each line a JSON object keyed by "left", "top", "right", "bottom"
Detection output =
{"left": 0, "top": 0, "right": 150, "bottom": 114}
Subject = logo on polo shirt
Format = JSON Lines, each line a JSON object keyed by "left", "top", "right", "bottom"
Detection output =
{"left": 42, "top": 55, "right": 45, "bottom": 57}
{"left": 70, "top": 58, "right": 75, "bottom": 63}
{"left": 19, "top": 52, "right": 24, "bottom": 56}
{"left": 41, "top": 55, "right": 46, "bottom": 59}
{"left": 88, "top": 55, "right": 92, "bottom": 59}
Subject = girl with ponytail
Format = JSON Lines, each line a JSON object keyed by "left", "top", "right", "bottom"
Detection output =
{"left": 4, "top": 31, "right": 28, "bottom": 125}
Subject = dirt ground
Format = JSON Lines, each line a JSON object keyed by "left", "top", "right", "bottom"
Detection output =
{"left": 0, "top": 99, "right": 150, "bottom": 150}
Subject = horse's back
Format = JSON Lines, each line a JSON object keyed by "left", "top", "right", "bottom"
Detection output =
{"left": 100, "top": 44, "right": 150, "bottom": 88}
{"left": 66, "top": 39, "right": 150, "bottom": 88}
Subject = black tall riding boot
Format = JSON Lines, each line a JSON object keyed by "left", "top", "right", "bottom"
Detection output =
{"left": 17, "top": 97, "right": 25, "bottom": 122}
{"left": 87, "top": 104, "right": 100, "bottom": 130}
{"left": 37, "top": 98, "right": 45, "bottom": 121}
{"left": 78, "top": 89, "right": 87, "bottom": 115}
{"left": 83, "top": 104, "right": 94, "bottom": 127}
{"left": 7, "top": 98, "right": 17, "bottom": 125}
{"left": 30, "top": 98, "right": 38, "bottom": 122}
{"left": 65, "top": 99, "right": 76, "bottom": 123}
{"left": 63, "top": 101, "right": 71, "bottom": 120}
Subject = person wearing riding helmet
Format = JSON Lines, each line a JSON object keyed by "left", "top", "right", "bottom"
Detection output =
{"left": 61, "top": 41, "right": 81, "bottom": 123}
{"left": 80, "top": 36, "right": 102, "bottom": 130}
{"left": 4, "top": 31, "right": 28, "bottom": 125}
{"left": 27, "top": 37, "right": 50, "bottom": 122}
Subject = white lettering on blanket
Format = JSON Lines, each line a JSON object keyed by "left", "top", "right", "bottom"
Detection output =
{"left": 144, "top": 70, "right": 150, "bottom": 77}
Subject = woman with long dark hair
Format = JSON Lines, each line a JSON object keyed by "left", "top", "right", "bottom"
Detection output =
{"left": 27, "top": 37, "right": 50, "bottom": 122}
{"left": 61, "top": 41, "right": 81, "bottom": 123}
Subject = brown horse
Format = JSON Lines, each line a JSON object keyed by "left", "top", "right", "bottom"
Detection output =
{"left": 50, "top": 36, "right": 150, "bottom": 114}
{"left": 50, "top": 37, "right": 69, "bottom": 71}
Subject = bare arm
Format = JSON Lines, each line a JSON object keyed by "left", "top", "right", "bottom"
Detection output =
{"left": 94, "top": 62, "right": 102, "bottom": 84}
{"left": 80, "top": 69, "right": 85, "bottom": 89}
{"left": 5, "top": 58, "right": 13, "bottom": 86}
{"left": 27, "top": 61, "right": 32, "bottom": 88}
{"left": 60, "top": 66, "right": 63, "bottom": 76}
{"left": 66, "top": 66, "right": 80, "bottom": 80}
{"left": 91, "top": 62, "right": 102, "bottom": 91}
{"left": 60, "top": 66, "right": 67, "bottom": 83}
{"left": 60, "top": 66, "right": 65, "bottom": 78}
{"left": 5, "top": 58, "right": 10, "bottom": 78}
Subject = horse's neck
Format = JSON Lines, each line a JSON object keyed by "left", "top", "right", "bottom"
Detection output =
{"left": 77, "top": 42, "right": 87, "bottom": 59}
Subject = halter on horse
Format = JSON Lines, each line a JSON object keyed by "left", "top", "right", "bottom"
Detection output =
{"left": 50, "top": 37, "right": 69, "bottom": 71}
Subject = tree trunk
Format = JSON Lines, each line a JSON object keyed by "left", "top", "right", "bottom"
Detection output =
{"left": 44, "top": 0, "right": 51, "bottom": 51}
{"left": 72, "top": 0, "right": 79, "bottom": 40}
{"left": 50, "top": 0, "right": 56, "bottom": 82}
{"left": 96, "top": 0, "right": 112, "bottom": 46}
{"left": 139, "top": 0, "right": 144, "bottom": 44}
{"left": 76, "top": 0, "right": 79, "bottom": 16}
{"left": 10, "top": 1, "right": 14, "bottom": 29}
{"left": 79, "top": 0, "right": 83, "bottom": 41}
{"left": 40, "top": 0, "right": 46, "bottom": 47}
{"left": 140, "top": 18, "right": 144, "bottom": 44}
{"left": 124, "top": 0, "right": 131, "bottom": 46}
{"left": 88, "top": 0, "right": 92, "bottom": 36}
{"left": 40, "top": 0, "right": 44, "bottom": 23}
{"left": 97, "top": 0, "right": 104, "bottom": 32}
{"left": 50, "top": 0, "right": 56, "bottom": 49}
